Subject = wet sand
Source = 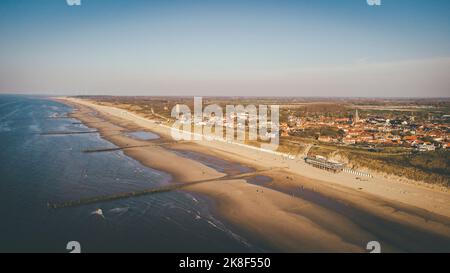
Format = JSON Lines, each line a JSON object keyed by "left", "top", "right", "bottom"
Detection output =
{"left": 57, "top": 97, "right": 450, "bottom": 252}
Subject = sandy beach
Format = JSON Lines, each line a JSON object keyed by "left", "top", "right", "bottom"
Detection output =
{"left": 58, "top": 97, "right": 450, "bottom": 252}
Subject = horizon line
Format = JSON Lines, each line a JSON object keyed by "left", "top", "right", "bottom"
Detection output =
{"left": 1, "top": 93, "right": 450, "bottom": 100}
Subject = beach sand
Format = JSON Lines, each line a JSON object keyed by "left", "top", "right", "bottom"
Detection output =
{"left": 57, "top": 97, "right": 450, "bottom": 252}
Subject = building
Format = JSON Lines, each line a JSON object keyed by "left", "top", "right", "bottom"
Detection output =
{"left": 417, "top": 143, "right": 436, "bottom": 152}
{"left": 354, "top": 109, "right": 360, "bottom": 124}
{"left": 318, "top": 135, "right": 332, "bottom": 143}
{"left": 343, "top": 137, "right": 356, "bottom": 145}
{"left": 305, "top": 156, "right": 345, "bottom": 173}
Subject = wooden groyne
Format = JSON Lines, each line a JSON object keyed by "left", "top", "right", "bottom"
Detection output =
{"left": 48, "top": 169, "right": 277, "bottom": 209}
{"left": 82, "top": 141, "right": 187, "bottom": 153}
{"left": 82, "top": 144, "right": 152, "bottom": 153}
{"left": 46, "top": 116, "right": 71, "bottom": 119}
{"left": 40, "top": 130, "right": 99, "bottom": 136}
{"left": 71, "top": 120, "right": 107, "bottom": 125}
{"left": 48, "top": 181, "right": 204, "bottom": 209}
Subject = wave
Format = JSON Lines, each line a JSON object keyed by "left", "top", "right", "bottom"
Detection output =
{"left": 0, "top": 122, "right": 11, "bottom": 132}
{"left": 108, "top": 207, "right": 129, "bottom": 215}
{"left": 91, "top": 208, "right": 105, "bottom": 219}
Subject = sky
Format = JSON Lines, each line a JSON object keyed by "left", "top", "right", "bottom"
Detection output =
{"left": 0, "top": 0, "right": 449, "bottom": 97}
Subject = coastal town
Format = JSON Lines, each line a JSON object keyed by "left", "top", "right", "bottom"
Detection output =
{"left": 86, "top": 96, "right": 449, "bottom": 187}
{"left": 57, "top": 96, "right": 450, "bottom": 253}
{"left": 281, "top": 109, "right": 450, "bottom": 152}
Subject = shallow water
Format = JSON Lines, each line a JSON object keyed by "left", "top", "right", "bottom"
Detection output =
{"left": 125, "top": 131, "right": 160, "bottom": 140}
{"left": 0, "top": 95, "right": 261, "bottom": 253}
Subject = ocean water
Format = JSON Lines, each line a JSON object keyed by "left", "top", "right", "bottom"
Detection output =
{"left": 125, "top": 131, "right": 160, "bottom": 140}
{"left": 0, "top": 95, "right": 259, "bottom": 253}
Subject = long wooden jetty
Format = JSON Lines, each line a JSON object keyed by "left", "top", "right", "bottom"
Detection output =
{"left": 46, "top": 116, "right": 70, "bottom": 119}
{"left": 48, "top": 180, "right": 204, "bottom": 209}
{"left": 48, "top": 169, "right": 277, "bottom": 209}
{"left": 82, "top": 141, "right": 187, "bottom": 153}
{"left": 40, "top": 130, "right": 99, "bottom": 136}
{"left": 71, "top": 120, "right": 108, "bottom": 125}
{"left": 82, "top": 144, "right": 153, "bottom": 153}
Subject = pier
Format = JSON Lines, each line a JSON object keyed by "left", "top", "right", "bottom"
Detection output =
{"left": 71, "top": 120, "right": 108, "bottom": 125}
{"left": 46, "top": 116, "right": 71, "bottom": 119}
{"left": 82, "top": 141, "right": 188, "bottom": 153}
{"left": 82, "top": 144, "right": 153, "bottom": 153}
{"left": 40, "top": 130, "right": 99, "bottom": 136}
{"left": 48, "top": 168, "right": 279, "bottom": 209}
{"left": 48, "top": 180, "right": 204, "bottom": 209}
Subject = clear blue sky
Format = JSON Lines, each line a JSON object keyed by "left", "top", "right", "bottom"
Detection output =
{"left": 1, "top": 0, "right": 449, "bottom": 97}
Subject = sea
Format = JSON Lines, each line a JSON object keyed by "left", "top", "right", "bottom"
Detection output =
{"left": 0, "top": 95, "right": 261, "bottom": 253}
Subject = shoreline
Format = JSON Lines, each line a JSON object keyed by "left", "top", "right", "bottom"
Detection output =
{"left": 56, "top": 97, "right": 450, "bottom": 252}
{"left": 63, "top": 97, "right": 450, "bottom": 215}
{"left": 58, "top": 98, "right": 279, "bottom": 251}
